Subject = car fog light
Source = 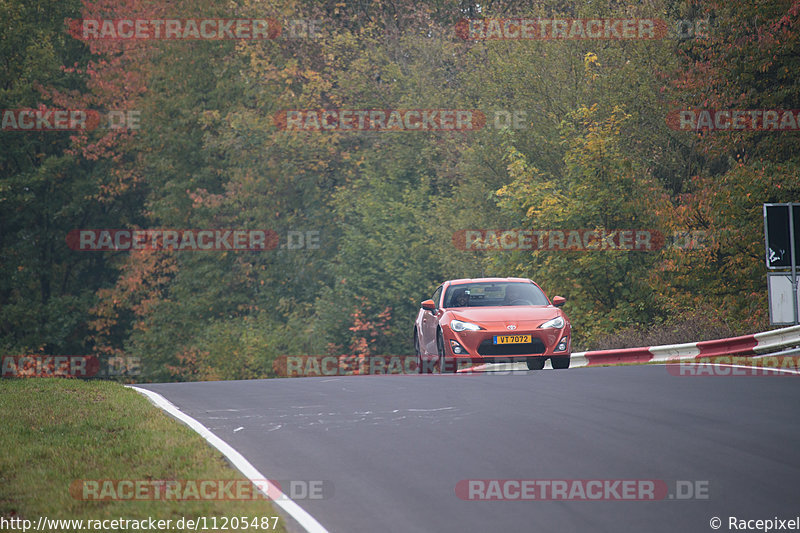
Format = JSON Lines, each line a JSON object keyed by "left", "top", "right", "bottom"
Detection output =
{"left": 450, "top": 340, "right": 466, "bottom": 354}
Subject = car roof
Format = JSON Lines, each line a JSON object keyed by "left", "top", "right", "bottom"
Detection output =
{"left": 446, "top": 277, "right": 533, "bottom": 286}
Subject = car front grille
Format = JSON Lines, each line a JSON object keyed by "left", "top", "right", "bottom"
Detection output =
{"left": 477, "top": 337, "right": 546, "bottom": 356}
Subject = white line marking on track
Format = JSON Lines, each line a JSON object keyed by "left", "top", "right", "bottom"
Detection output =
{"left": 127, "top": 386, "right": 329, "bottom": 533}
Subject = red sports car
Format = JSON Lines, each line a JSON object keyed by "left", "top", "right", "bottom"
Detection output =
{"left": 414, "top": 278, "right": 571, "bottom": 373}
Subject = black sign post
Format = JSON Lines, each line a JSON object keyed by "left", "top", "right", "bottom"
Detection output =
{"left": 764, "top": 203, "right": 799, "bottom": 325}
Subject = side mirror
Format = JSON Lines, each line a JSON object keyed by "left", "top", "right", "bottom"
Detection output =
{"left": 552, "top": 296, "right": 566, "bottom": 307}
{"left": 421, "top": 299, "right": 436, "bottom": 311}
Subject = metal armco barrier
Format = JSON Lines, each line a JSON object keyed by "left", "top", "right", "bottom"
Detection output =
{"left": 568, "top": 324, "right": 800, "bottom": 369}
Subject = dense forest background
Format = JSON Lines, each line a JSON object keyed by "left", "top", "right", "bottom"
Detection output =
{"left": 2, "top": 0, "right": 799, "bottom": 381}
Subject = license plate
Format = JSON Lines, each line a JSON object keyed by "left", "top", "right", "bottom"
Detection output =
{"left": 493, "top": 334, "right": 531, "bottom": 345}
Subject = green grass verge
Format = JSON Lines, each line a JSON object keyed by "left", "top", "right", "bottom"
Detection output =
{"left": 0, "top": 379, "right": 286, "bottom": 532}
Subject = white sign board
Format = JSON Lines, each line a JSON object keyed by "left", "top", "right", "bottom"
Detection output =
{"left": 768, "top": 273, "right": 799, "bottom": 325}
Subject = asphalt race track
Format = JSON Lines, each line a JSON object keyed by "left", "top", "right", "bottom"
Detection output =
{"left": 139, "top": 366, "right": 800, "bottom": 533}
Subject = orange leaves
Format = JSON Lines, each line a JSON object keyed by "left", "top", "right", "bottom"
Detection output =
{"left": 346, "top": 297, "right": 392, "bottom": 356}
{"left": 165, "top": 347, "right": 218, "bottom": 381}
{"left": 88, "top": 250, "right": 178, "bottom": 354}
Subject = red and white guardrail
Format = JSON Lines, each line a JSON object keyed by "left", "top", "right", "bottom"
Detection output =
{"left": 568, "top": 324, "right": 800, "bottom": 368}
{"left": 459, "top": 324, "right": 800, "bottom": 371}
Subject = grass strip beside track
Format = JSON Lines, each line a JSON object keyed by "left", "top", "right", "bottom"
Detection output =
{"left": 0, "top": 379, "right": 285, "bottom": 531}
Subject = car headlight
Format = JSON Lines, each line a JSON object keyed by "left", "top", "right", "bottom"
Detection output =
{"left": 539, "top": 316, "right": 565, "bottom": 329}
{"left": 450, "top": 319, "right": 482, "bottom": 332}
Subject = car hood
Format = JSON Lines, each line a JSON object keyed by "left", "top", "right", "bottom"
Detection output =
{"left": 449, "top": 306, "right": 560, "bottom": 324}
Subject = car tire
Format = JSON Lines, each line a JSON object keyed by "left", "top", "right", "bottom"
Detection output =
{"left": 415, "top": 330, "right": 433, "bottom": 374}
{"left": 414, "top": 329, "right": 425, "bottom": 374}
{"left": 526, "top": 357, "right": 545, "bottom": 371}
{"left": 437, "top": 331, "right": 452, "bottom": 374}
{"left": 551, "top": 356, "right": 570, "bottom": 369}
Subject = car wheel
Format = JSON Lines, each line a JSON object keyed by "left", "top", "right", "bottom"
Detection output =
{"left": 414, "top": 329, "right": 423, "bottom": 373}
{"left": 436, "top": 331, "right": 451, "bottom": 374}
{"left": 414, "top": 329, "right": 430, "bottom": 374}
{"left": 526, "top": 357, "right": 545, "bottom": 371}
{"left": 551, "top": 356, "right": 570, "bottom": 369}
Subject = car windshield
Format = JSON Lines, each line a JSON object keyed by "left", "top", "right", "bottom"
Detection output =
{"left": 443, "top": 282, "right": 549, "bottom": 308}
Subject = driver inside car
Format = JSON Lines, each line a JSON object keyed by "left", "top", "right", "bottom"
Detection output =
{"left": 504, "top": 285, "right": 527, "bottom": 305}
{"left": 452, "top": 289, "right": 469, "bottom": 307}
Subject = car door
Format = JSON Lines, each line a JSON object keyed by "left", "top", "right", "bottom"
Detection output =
{"left": 421, "top": 285, "right": 443, "bottom": 355}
